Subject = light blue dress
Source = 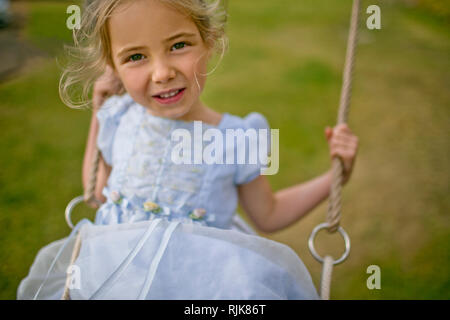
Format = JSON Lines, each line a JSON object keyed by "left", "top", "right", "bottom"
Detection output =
{"left": 17, "top": 94, "right": 319, "bottom": 300}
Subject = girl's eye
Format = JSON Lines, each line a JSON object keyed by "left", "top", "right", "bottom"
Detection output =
{"left": 171, "top": 42, "right": 188, "bottom": 51}
{"left": 127, "top": 53, "right": 145, "bottom": 62}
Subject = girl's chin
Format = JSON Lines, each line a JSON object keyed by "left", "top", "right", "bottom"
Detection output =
{"left": 146, "top": 105, "right": 191, "bottom": 120}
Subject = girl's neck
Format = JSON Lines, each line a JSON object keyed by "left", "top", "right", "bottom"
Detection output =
{"left": 146, "top": 100, "right": 223, "bottom": 127}
{"left": 181, "top": 103, "right": 223, "bottom": 126}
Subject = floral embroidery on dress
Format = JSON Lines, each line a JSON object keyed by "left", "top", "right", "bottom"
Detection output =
{"left": 110, "top": 191, "right": 123, "bottom": 204}
{"left": 189, "top": 208, "right": 206, "bottom": 221}
{"left": 143, "top": 201, "right": 162, "bottom": 214}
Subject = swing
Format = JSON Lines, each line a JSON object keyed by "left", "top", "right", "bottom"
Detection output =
{"left": 60, "top": 0, "right": 360, "bottom": 300}
{"left": 307, "top": 0, "right": 360, "bottom": 299}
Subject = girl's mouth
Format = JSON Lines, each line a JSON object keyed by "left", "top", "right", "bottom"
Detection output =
{"left": 152, "top": 88, "right": 186, "bottom": 105}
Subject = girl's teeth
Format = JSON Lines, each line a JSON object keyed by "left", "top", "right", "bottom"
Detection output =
{"left": 160, "top": 90, "right": 180, "bottom": 98}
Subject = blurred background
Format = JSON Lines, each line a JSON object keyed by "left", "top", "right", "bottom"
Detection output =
{"left": 0, "top": 0, "right": 448, "bottom": 299}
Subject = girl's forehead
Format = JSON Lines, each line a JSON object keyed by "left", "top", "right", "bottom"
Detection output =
{"left": 109, "top": 0, "right": 198, "bottom": 38}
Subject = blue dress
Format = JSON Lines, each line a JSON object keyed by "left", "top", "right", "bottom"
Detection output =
{"left": 17, "top": 94, "right": 319, "bottom": 300}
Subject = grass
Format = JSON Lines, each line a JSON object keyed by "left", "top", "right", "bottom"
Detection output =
{"left": 0, "top": 0, "right": 449, "bottom": 299}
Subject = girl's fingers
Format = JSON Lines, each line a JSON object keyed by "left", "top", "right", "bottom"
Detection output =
{"left": 330, "top": 145, "right": 357, "bottom": 165}
{"left": 329, "top": 132, "right": 358, "bottom": 150}
{"left": 328, "top": 125, "right": 357, "bottom": 140}
{"left": 330, "top": 139, "right": 358, "bottom": 151}
{"left": 330, "top": 135, "right": 356, "bottom": 146}
{"left": 335, "top": 123, "right": 353, "bottom": 134}
{"left": 331, "top": 147, "right": 353, "bottom": 159}
{"left": 327, "top": 125, "right": 357, "bottom": 183}
{"left": 333, "top": 127, "right": 357, "bottom": 139}
{"left": 325, "top": 127, "right": 333, "bottom": 141}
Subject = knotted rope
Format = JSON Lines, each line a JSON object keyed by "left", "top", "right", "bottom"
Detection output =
{"left": 61, "top": 232, "right": 82, "bottom": 300}
{"left": 320, "top": 256, "right": 334, "bottom": 300}
{"left": 84, "top": 147, "right": 102, "bottom": 208}
{"left": 326, "top": 0, "right": 360, "bottom": 234}
{"left": 317, "top": 0, "right": 360, "bottom": 300}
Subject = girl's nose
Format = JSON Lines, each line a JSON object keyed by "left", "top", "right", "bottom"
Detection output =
{"left": 151, "top": 58, "right": 176, "bottom": 84}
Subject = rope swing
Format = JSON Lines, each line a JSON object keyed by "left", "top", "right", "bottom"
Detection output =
{"left": 308, "top": 0, "right": 360, "bottom": 300}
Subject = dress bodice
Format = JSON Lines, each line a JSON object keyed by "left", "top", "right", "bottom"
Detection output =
{"left": 95, "top": 94, "right": 270, "bottom": 229}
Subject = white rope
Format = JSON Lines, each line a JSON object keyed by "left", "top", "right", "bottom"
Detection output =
{"left": 320, "top": 255, "right": 334, "bottom": 300}
{"left": 310, "top": 0, "right": 360, "bottom": 300}
{"left": 326, "top": 0, "right": 360, "bottom": 233}
{"left": 61, "top": 231, "right": 82, "bottom": 300}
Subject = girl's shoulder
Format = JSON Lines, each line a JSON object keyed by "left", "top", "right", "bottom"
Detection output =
{"left": 96, "top": 93, "right": 135, "bottom": 121}
{"left": 96, "top": 93, "right": 135, "bottom": 166}
{"left": 221, "top": 111, "right": 270, "bottom": 131}
{"left": 221, "top": 112, "right": 272, "bottom": 185}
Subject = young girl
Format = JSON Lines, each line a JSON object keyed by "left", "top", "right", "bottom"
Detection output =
{"left": 18, "top": 0, "right": 358, "bottom": 300}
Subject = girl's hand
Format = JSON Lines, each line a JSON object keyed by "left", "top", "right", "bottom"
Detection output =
{"left": 92, "top": 65, "right": 124, "bottom": 111}
{"left": 325, "top": 124, "right": 359, "bottom": 185}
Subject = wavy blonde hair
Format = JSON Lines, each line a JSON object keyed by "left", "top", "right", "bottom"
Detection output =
{"left": 59, "top": 0, "right": 228, "bottom": 109}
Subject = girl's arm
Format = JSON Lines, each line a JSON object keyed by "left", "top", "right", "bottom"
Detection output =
{"left": 82, "top": 66, "right": 121, "bottom": 206}
{"left": 82, "top": 110, "right": 111, "bottom": 205}
{"left": 238, "top": 171, "right": 332, "bottom": 233}
{"left": 238, "top": 124, "right": 358, "bottom": 233}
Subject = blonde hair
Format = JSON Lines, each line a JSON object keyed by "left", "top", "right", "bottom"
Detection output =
{"left": 59, "top": 0, "right": 228, "bottom": 109}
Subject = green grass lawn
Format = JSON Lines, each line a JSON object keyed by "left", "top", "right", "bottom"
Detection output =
{"left": 0, "top": 0, "right": 449, "bottom": 299}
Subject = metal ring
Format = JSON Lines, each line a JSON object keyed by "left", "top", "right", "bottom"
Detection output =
{"left": 65, "top": 195, "right": 85, "bottom": 229}
{"left": 308, "top": 222, "right": 351, "bottom": 265}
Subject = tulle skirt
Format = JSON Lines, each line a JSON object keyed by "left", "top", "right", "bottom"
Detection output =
{"left": 17, "top": 218, "right": 319, "bottom": 300}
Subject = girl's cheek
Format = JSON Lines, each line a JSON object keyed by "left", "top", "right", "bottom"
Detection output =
{"left": 121, "top": 68, "right": 148, "bottom": 94}
{"left": 196, "top": 53, "right": 209, "bottom": 75}
{"left": 185, "top": 55, "right": 208, "bottom": 88}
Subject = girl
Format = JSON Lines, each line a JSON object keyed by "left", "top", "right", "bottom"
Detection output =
{"left": 18, "top": 0, "right": 358, "bottom": 300}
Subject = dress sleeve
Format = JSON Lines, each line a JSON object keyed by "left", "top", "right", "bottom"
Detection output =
{"left": 96, "top": 94, "right": 132, "bottom": 166}
{"left": 234, "top": 112, "right": 271, "bottom": 185}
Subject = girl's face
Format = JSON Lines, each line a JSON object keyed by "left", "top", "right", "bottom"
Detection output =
{"left": 108, "top": 0, "right": 212, "bottom": 120}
